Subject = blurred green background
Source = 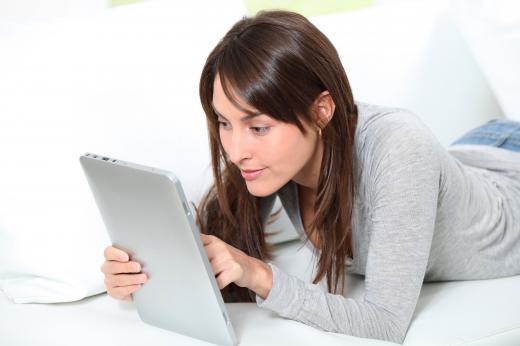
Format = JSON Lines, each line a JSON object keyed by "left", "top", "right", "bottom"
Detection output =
{"left": 110, "top": 0, "right": 374, "bottom": 16}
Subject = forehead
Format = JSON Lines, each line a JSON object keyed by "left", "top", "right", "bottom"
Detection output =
{"left": 212, "top": 75, "right": 258, "bottom": 116}
{"left": 210, "top": 74, "right": 313, "bottom": 133}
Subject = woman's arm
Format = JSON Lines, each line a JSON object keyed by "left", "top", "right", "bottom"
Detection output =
{"left": 256, "top": 112, "right": 442, "bottom": 343}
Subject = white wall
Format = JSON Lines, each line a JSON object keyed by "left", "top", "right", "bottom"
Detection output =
{"left": 0, "top": 0, "right": 107, "bottom": 25}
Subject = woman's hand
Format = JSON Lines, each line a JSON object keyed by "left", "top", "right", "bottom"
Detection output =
{"left": 100, "top": 246, "right": 148, "bottom": 301}
{"left": 200, "top": 233, "right": 273, "bottom": 299}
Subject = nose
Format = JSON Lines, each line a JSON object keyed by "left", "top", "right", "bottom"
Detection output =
{"left": 227, "top": 129, "right": 252, "bottom": 165}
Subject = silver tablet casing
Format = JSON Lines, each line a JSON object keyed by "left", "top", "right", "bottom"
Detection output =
{"left": 80, "top": 153, "right": 237, "bottom": 346}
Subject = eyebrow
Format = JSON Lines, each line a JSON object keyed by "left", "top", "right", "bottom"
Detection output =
{"left": 212, "top": 104, "right": 263, "bottom": 122}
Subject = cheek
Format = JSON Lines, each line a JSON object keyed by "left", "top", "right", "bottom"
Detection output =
{"left": 218, "top": 129, "right": 230, "bottom": 154}
{"left": 264, "top": 127, "right": 310, "bottom": 166}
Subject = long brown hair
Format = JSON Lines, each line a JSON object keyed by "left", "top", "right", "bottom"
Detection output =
{"left": 196, "top": 10, "right": 358, "bottom": 302}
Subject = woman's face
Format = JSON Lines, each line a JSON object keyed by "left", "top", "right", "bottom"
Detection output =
{"left": 212, "top": 76, "right": 322, "bottom": 197}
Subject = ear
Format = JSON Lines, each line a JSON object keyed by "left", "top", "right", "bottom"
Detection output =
{"left": 312, "top": 90, "right": 335, "bottom": 129}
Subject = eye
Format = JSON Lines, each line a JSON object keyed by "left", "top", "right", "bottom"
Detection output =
{"left": 218, "top": 121, "right": 231, "bottom": 130}
{"left": 250, "top": 126, "right": 270, "bottom": 135}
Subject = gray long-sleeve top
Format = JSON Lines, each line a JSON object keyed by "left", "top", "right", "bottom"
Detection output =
{"left": 254, "top": 102, "right": 520, "bottom": 344}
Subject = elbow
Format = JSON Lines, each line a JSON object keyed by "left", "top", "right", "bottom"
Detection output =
{"left": 380, "top": 318, "right": 408, "bottom": 344}
{"left": 385, "top": 331, "right": 406, "bottom": 345}
{"left": 357, "top": 308, "right": 409, "bottom": 344}
{"left": 362, "top": 324, "right": 406, "bottom": 344}
{"left": 336, "top": 314, "right": 408, "bottom": 344}
{"left": 339, "top": 319, "right": 407, "bottom": 344}
{"left": 369, "top": 303, "right": 410, "bottom": 344}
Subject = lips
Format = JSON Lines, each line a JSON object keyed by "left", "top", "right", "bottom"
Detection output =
{"left": 240, "top": 168, "right": 265, "bottom": 181}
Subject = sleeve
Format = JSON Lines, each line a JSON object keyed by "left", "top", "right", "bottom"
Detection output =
{"left": 255, "top": 112, "right": 441, "bottom": 344}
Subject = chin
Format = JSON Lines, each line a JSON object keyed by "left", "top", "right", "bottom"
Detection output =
{"left": 245, "top": 184, "right": 274, "bottom": 197}
{"left": 244, "top": 179, "right": 286, "bottom": 197}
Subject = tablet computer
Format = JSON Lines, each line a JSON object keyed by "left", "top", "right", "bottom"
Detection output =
{"left": 79, "top": 153, "right": 237, "bottom": 346}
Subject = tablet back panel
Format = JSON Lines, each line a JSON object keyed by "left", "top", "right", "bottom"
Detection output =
{"left": 80, "top": 153, "right": 236, "bottom": 346}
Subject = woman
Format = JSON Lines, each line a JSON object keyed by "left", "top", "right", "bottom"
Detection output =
{"left": 101, "top": 10, "right": 520, "bottom": 343}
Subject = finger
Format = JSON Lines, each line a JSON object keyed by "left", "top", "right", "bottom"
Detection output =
{"left": 201, "top": 233, "right": 224, "bottom": 245}
{"left": 215, "top": 261, "right": 242, "bottom": 289}
{"left": 211, "top": 258, "right": 233, "bottom": 277}
{"left": 105, "top": 273, "right": 148, "bottom": 288}
{"left": 104, "top": 246, "right": 129, "bottom": 262}
{"left": 108, "top": 284, "right": 141, "bottom": 300}
{"left": 204, "top": 242, "right": 229, "bottom": 262}
{"left": 215, "top": 269, "right": 237, "bottom": 290}
{"left": 101, "top": 261, "right": 141, "bottom": 275}
{"left": 200, "top": 233, "right": 215, "bottom": 246}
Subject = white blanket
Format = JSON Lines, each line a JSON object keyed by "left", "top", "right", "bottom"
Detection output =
{"left": 1, "top": 241, "right": 519, "bottom": 345}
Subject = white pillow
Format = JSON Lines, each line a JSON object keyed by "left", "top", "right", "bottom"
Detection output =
{"left": 0, "top": 0, "right": 247, "bottom": 303}
{"left": 311, "top": 0, "right": 503, "bottom": 146}
{"left": 452, "top": 0, "right": 520, "bottom": 120}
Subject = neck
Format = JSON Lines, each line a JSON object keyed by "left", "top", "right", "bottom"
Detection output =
{"left": 293, "top": 137, "right": 323, "bottom": 196}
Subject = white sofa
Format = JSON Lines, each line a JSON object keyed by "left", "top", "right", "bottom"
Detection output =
{"left": 1, "top": 0, "right": 519, "bottom": 345}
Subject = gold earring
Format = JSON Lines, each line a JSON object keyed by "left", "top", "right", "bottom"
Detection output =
{"left": 317, "top": 127, "right": 322, "bottom": 136}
